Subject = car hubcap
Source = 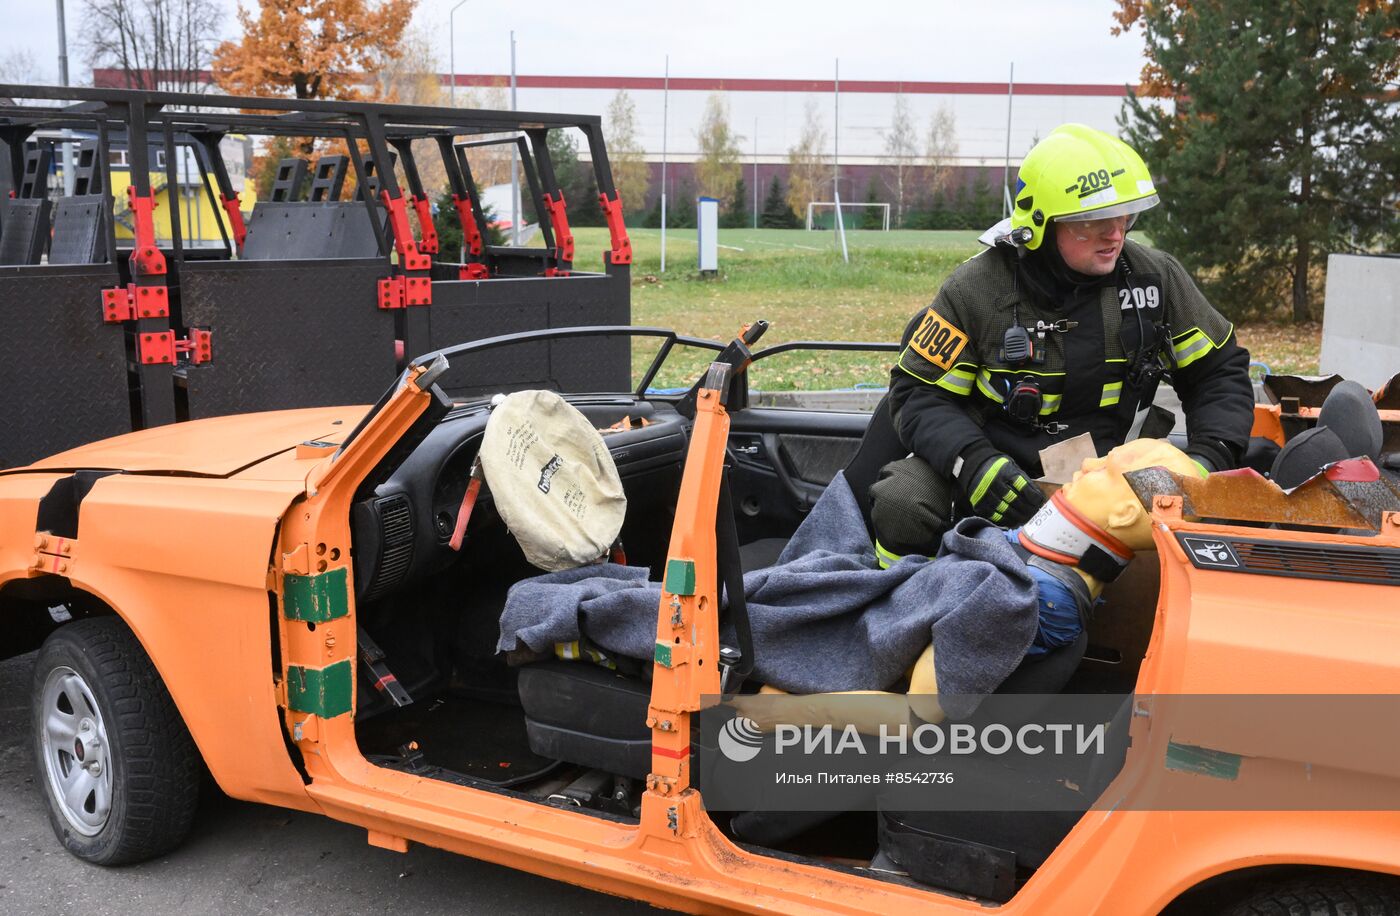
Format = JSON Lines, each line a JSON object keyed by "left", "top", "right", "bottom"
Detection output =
{"left": 41, "top": 667, "right": 113, "bottom": 836}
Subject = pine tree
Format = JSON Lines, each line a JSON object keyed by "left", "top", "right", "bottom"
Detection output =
{"left": 1116, "top": 0, "right": 1400, "bottom": 321}
{"left": 861, "top": 178, "right": 883, "bottom": 230}
{"left": 761, "top": 176, "right": 798, "bottom": 229}
{"left": 545, "top": 129, "right": 603, "bottom": 227}
{"left": 722, "top": 176, "right": 749, "bottom": 228}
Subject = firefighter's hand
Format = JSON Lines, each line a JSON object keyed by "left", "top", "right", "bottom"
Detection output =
{"left": 954, "top": 444, "right": 1046, "bottom": 527}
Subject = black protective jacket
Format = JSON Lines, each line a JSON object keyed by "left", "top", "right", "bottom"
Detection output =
{"left": 889, "top": 238, "right": 1254, "bottom": 478}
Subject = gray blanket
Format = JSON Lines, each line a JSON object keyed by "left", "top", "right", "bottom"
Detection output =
{"left": 498, "top": 471, "right": 1039, "bottom": 716}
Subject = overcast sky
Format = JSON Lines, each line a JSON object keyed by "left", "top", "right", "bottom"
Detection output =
{"left": 0, "top": 0, "right": 1147, "bottom": 88}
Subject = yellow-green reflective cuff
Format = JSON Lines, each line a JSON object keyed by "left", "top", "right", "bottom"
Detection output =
{"left": 1038, "top": 394, "right": 1062, "bottom": 416}
{"left": 875, "top": 540, "right": 902, "bottom": 569}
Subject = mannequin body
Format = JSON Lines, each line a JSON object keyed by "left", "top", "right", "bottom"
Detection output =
{"left": 733, "top": 439, "right": 1203, "bottom": 732}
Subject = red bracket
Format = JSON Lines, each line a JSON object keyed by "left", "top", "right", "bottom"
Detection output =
{"left": 219, "top": 193, "right": 247, "bottom": 249}
{"left": 544, "top": 268, "right": 572, "bottom": 278}
{"left": 102, "top": 284, "right": 170, "bottom": 323}
{"left": 541, "top": 191, "right": 575, "bottom": 265}
{"left": 125, "top": 187, "right": 167, "bottom": 276}
{"left": 136, "top": 330, "right": 212, "bottom": 365}
{"left": 380, "top": 191, "right": 432, "bottom": 272}
{"left": 378, "top": 276, "right": 432, "bottom": 309}
{"left": 459, "top": 263, "right": 489, "bottom": 281}
{"left": 137, "top": 331, "right": 175, "bottom": 365}
{"left": 598, "top": 191, "right": 633, "bottom": 265}
{"left": 176, "top": 329, "right": 214, "bottom": 364}
{"left": 450, "top": 193, "right": 485, "bottom": 257}
{"left": 411, "top": 195, "right": 440, "bottom": 255}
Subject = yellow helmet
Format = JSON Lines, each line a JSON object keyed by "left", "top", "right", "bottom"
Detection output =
{"left": 1010, "top": 124, "right": 1159, "bottom": 250}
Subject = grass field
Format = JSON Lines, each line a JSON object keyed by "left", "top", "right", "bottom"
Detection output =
{"left": 567, "top": 226, "right": 1321, "bottom": 390}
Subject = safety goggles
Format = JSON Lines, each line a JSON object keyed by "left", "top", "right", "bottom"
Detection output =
{"left": 1055, "top": 193, "right": 1160, "bottom": 240}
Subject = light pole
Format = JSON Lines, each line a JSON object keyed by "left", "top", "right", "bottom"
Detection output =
{"left": 56, "top": 0, "right": 75, "bottom": 195}
{"left": 448, "top": 0, "right": 471, "bottom": 107}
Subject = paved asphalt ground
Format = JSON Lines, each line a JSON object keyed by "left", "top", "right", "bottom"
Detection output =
{"left": 0, "top": 652, "right": 661, "bottom": 916}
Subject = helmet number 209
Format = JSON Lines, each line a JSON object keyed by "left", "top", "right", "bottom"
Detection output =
{"left": 1119, "top": 285, "right": 1160, "bottom": 311}
{"left": 1076, "top": 169, "right": 1112, "bottom": 197}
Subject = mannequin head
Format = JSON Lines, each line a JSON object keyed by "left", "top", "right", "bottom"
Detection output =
{"left": 1059, "top": 439, "right": 1201, "bottom": 550}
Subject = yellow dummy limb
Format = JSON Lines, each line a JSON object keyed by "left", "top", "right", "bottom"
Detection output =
{"left": 730, "top": 645, "right": 945, "bottom": 735}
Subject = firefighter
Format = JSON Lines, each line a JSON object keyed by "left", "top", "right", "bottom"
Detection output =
{"left": 869, "top": 124, "right": 1254, "bottom": 565}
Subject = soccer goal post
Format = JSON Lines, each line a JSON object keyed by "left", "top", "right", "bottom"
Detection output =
{"left": 805, "top": 201, "right": 891, "bottom": 231}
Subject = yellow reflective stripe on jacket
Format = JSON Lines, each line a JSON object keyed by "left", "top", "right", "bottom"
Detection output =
{"left": 975, "top": 369, "right": 1005, "bottom": 403}
{"left": 934, "top": 365, "right": 977, "bottom": 396}
{"left": 875, "top": 540, "right": 903, "bottom": 570}
{"left": 1038, "top": 393, "right": 1062, "bottom": 415}
{"left": 1100, "top": 381, "right": 1123, "bottom": 407}
{"left": 1171, "top": 329, "right": 1214, "bottom": 369}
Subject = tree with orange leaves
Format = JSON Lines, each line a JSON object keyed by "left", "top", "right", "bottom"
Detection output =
{"left": 212, "top": 0, "right": 415, "bottom": 101}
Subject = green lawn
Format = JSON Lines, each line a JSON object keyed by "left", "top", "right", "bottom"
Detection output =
{"left": 567, "top": 226, "right": 1319, "bottom": 390}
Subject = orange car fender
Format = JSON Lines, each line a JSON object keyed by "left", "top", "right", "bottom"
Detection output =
{"left": 0, "top": 472, "right": 69, "bottom": 582}
{"left": 59, "top": 472, "right": 316, "bottom": 813}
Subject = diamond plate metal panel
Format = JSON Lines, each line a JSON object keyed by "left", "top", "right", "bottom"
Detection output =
{"left": 413, "top": 268, "right": 630, "bottom": 398}
{"left": 179, "top": 259, "right": 397, "bottom": 419}
{"left": 0, "top": 265, "right": 131, "bottom": 468}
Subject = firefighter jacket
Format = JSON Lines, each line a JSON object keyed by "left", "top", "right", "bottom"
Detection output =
{"left": 889, "top": 238, "right": 1255, "bottom": 479}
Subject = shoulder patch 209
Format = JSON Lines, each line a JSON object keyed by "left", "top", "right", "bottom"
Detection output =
{"left": 909, "top": 307, "right": 968, "bottom": 370}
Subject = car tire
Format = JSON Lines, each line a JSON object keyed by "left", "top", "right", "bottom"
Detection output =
{"left": 1223, "top": 873, "right": 1400, "bottom": 916}
{"left": 31, "top": 617, "right": 201, "bottom": 865}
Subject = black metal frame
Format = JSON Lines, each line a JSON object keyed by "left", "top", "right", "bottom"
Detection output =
{"left": 0, "top": 84, "right": 634, "bottom": 469}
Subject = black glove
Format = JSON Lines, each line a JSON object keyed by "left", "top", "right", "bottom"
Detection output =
{"left": 954, "top": 442, "right": 1047, "bottom": 527}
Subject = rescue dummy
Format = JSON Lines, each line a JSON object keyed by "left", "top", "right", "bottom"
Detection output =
{"left": 732, "top": 438, "right": 1203, "bottom": 733}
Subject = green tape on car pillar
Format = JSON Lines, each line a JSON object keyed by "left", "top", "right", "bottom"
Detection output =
{"left": 1165, "top": 740, "right": 1242, "bottom": 780}
{"left": 284, "top": 567, "right": 349, "bottom": 623}
{"left": 664, "top": 559, "right": 696, "bottom": 596}
{"left": 287, "top": 660, "right": 353, "bottom": 718}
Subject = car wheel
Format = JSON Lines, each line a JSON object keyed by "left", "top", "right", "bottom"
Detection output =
{"left": 1223, "top": 873, "right": 1400, "bottom": 916}
{"left": 32, "top": 617, "right": 201, "bottom": 865}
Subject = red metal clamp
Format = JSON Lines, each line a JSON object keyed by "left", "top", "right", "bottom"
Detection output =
{"left": 450, "top": 193, "right": 485, "bottom": 257}
{"left": 380, "top": 191, "right": 432, "bottom": 272}
{"left": 377, "top": 276, "right": 432, "bottom": 309}
{"left": 175, "top": 329, "right": 214, "bottom": 364}
{"left": 541, "top": 191, "right": 575, "bottom": 265}
{"left": 598, "top": 191, "right": 633, "bottom": 265}
{"left": 459, "top": 263, "right": 489, "bottom": 281}
{"left": 125, "top": 187, "right": 167, "bottom": 276}
{"left": 411, "top": 195, "right": 440, "bottom": 255}
{"left": 102, "top": 284, "right": 170, "bottom": 323}
{"left": 136, "top": 330, "right": 213, "bottom": 365}
{"left": 219, "top": 192, "right": 247, "bottom": 249}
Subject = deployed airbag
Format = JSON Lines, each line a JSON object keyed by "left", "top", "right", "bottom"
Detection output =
{"left": 480, "top": 390, "right": 627, "bottom": 571}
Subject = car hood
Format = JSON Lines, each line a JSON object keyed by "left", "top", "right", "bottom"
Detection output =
{"left": 15, "top": 406, "right": 369, "bottom": 477}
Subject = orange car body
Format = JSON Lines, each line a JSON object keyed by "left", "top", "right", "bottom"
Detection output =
{"left": 4, "top": 369, "right": 1399, "bottom": 915}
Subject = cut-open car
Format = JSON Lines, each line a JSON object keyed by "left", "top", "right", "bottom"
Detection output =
{"left": 5, "top": 322, "right": 1400, "bottom": 915}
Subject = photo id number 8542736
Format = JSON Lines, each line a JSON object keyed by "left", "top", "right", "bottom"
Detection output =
{"left": 885, "top": 772, "right": 955, "bottom": 785}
